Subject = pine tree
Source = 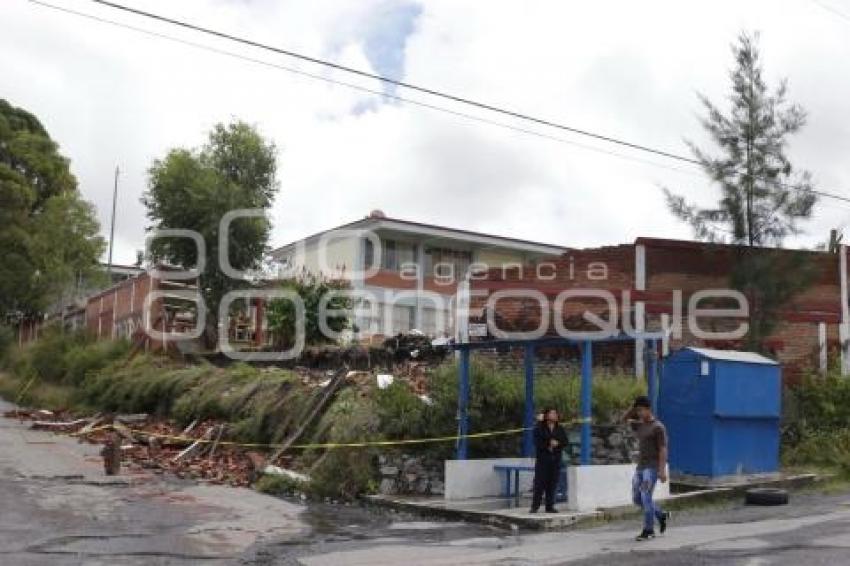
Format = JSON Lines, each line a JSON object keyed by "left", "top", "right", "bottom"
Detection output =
{"left": 664, "top": 32, "right": 818, "bottom": 349}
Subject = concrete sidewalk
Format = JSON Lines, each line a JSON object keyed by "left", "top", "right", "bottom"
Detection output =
{"left": 366, "top": 473, "right": 818, "bottom": 531}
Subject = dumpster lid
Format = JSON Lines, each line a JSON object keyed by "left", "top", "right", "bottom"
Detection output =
{"left": 685, "top": 347, "right": 778, "bottom": 365}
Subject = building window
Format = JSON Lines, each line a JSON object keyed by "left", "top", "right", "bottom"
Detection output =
{"left": 385, "top": 240, "right": 397, "bottom": 270}
{"left": 364, "top": 239, "right": 374, "bottom": 270}
{"left": 425, "top": 247, "right": 472, "bottom": 279}
{"left": 367, "top": 238, "right": 418, "bottom": 272}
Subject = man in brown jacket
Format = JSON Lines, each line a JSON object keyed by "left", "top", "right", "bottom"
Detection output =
{"left": 623, "top": 395, "right": 670, "bottom": 541}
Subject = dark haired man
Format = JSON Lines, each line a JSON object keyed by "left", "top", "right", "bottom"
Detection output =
{"left": 623, "top": 395, "right": 670, "bottom": 541}
{"left": 529, "top": 407, "right": 568, "bottom": 514}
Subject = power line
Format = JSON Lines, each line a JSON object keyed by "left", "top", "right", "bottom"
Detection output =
{"left": 811, "top": 0, "right": 850, "bottom": 23}
{"left": 27, "top": 0, "right": 702, "bottom": 179}
{"left": 84, "top": 0, "right": 701, "bottom": 167}
{"left": 28, "top": 0, "right": 850, "bottom": 207}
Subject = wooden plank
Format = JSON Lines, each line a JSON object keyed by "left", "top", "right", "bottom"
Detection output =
{"left": 269, "top": 368, "right": 348, "bottom": 463}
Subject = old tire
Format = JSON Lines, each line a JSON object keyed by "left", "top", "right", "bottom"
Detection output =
{"left": 745, "top": 488, "right": 789, "bottom": 506}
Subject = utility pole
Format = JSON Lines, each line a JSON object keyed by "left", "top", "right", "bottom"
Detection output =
{"left": 107, "top": 166, "right": 119, "bottom": 279}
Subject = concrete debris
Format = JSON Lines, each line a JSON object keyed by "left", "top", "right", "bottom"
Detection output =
{"left": 207, "top": 424, "right": 226, "bottom": 462}
{"left": 180, "top": 419, "right": 199, "bottom": 436}
{"left": 172, "top": 426, "right": 217, "bottom": 463}
{"left": 262, "top": 465, "right": 311, "bottom": 484}
{"left": 376, "top": 374, "right": 394, "bottom": 389}
{"left": 115, "top": 413, "right": 149, "bottom": 425}
{"left": 30, "top": 418, "right": 90, "bottom": 432}
{"left": 12, "top": 410, "right": 262, "bottom": 487}
{"left": 76, "top": 417, "right": 104, "bottom": 438}
{"left": 112, "top": 422, "right": 139, "bottom": 444}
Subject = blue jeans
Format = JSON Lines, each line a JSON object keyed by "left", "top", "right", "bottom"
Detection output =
{"left": 632, "top": 467, "right": 664, "bottom": 531}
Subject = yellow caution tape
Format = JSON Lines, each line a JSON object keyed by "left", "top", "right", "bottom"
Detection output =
{"left": 70, "top": 417, "right": 592, "bottom": 451}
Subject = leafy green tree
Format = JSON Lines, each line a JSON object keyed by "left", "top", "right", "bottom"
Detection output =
{"left": 0, "top": 99, "right": 105, "bottom": 318}
{"left": 663, "top": 33, "right": 818, "bottom": 349}
{"left": 31, "top": 193, "right": 106, "bottom": 324}
{"left": 143, "top": 121, "right": 278, "bottom": 348}
{"left": 265, "top": 275, "right": 352, "bottom": 349}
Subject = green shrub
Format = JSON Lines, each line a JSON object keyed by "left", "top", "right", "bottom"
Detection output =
{"left": 3, "top": 328, "right": 129, "bottom": 386}
{"left": 265, "top": 275, "right": 352, "bottom": 348}
{"left": 374, "top": 360, "right": 644, "bottom": 459}
{"left": 305, "top": 388, "right": 382, "bottom": 498}
{"left": 25, "top": 328, "right": 87, "bottom": 382}
{"left": 782, "top": 371, "right": 850, "bottom": 475}
{"left": 64, "top": 339, "right": 130, "bottom": 385}
{"left": 786, "top": 372, "right": 850, "bottom": 431}
{"left": 782, "top": 428, "right": 850, "bottom": 477}
{"left": 254, "top": 473, "right": 307, "bottom": 497}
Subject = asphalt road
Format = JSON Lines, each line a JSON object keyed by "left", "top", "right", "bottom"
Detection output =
{"left": 2, "top": 400, "right": 850, "bottom": 565}
{"left": 0, "top": 399, "right": 311, "bottom": 565}
{"left": 273, "top": 491, "right": 850, "bottom": 566}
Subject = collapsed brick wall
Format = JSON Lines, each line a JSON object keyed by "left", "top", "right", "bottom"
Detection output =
{"left": 470, "top": 238, "right": 846, "bottom": 379}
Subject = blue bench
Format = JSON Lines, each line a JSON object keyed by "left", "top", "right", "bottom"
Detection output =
{"left": 493, "top": 464, "right": 567, "bottom": 501}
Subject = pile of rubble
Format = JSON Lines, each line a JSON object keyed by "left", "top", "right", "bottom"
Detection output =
{"left": 4, "top": 409, "right": 266, "bottom": 486}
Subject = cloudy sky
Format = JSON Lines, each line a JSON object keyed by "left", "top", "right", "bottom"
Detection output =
{"left": 3, "top": 0, "right": 850, "bottom": 263}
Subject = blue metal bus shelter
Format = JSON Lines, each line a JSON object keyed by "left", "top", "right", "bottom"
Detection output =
{"left": 451, "top": 333, "right": 662, "bottom": 464}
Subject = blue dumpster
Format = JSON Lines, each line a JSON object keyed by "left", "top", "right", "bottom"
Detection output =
{"left": 658, "top": 347, "right": 781, "bottom": 477}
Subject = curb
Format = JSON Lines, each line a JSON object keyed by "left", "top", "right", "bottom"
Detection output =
{"left": 363, "top": 473, "right": 820, "bottom": 531}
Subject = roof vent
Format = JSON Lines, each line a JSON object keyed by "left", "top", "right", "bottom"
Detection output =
{"left": 369, "top": 209, "right": 386, "bottom": 219}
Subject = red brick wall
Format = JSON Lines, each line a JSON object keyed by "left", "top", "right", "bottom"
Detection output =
{"left": 470, "top": 238, "right": 845, "bottom": 377}
{"left": 85, "top": 273, "right": 159, "bottom": 341}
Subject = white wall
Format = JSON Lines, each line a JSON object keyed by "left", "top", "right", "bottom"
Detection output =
{"left": 444, "top": 458, "right": 535, "bottom": 500}
{"left": 568, "top": 464, "right": 670, "bottom": 512}
{"left": 279, "top": 237, "right": 358, "bottom": 280}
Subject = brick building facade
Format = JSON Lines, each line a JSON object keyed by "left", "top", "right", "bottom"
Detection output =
{"left": 468, "top": 237, "right": 846, "bottom": 378}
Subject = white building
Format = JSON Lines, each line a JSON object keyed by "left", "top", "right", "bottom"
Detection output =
{"left": 270, "top": 211, "right": 565, "bottom": 341}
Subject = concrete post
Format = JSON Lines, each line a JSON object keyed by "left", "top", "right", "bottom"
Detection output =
{"left": 634, "top": 244, "right": 646, "bottom": 378}
{"left": 648, "top": 339, "right": 658, "bottom": 413}
{"left": 660, "top": 313, "right": 671, "bottom": 357}
{"left": 841, "top": 245, "right": 849, "bottom": 376}
{"left": 254, "top": 298, "right": 265, "bottom": 347}
{"left": 819, "top": 322, "right": 827, "bottom": 375}
{"left": 111, "top": 291, "right": 117, "bottom": 339}
{"left": 98, "top": 296, "right": 104, "bottom": 339}
{"left": 455, "top": 278, "right": 470, "bottom": 344}
{"left": 415, "top": 242, "right": 424, "bottom": 331}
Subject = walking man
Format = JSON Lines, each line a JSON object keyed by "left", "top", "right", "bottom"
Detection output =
{"left": 623, "top": 395, "right": 670, "bottom": 540}
{"left": 530, "top": 407, "right": 568, "bottom": 514}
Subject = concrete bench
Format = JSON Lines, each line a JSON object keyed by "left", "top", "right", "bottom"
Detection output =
{"left": 493, "top": 464, "right": 567, "bottom": 501}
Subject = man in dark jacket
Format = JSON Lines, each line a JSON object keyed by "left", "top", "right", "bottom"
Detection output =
{"left": 530, "top": 407, "right": 568, "bottom": 513}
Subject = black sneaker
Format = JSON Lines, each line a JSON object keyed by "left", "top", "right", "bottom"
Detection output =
{"left": 545, "top": 507, "right": 558, "bottom": 514}
{"left": 529, "top": 507, "right": 539, "bottom": 514}
{"left": 659, "top": 511, "right": 670, "bottom": 534}
{"left": 635, "top": 529, "right": 655, "bottom": 541}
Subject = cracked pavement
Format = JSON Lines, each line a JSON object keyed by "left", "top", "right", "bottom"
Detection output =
{"left": 4, "top": 398, "right": 850, "bottom": 565}
{"left": 0, "top": 399, "right": 308, "bottom": 565}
